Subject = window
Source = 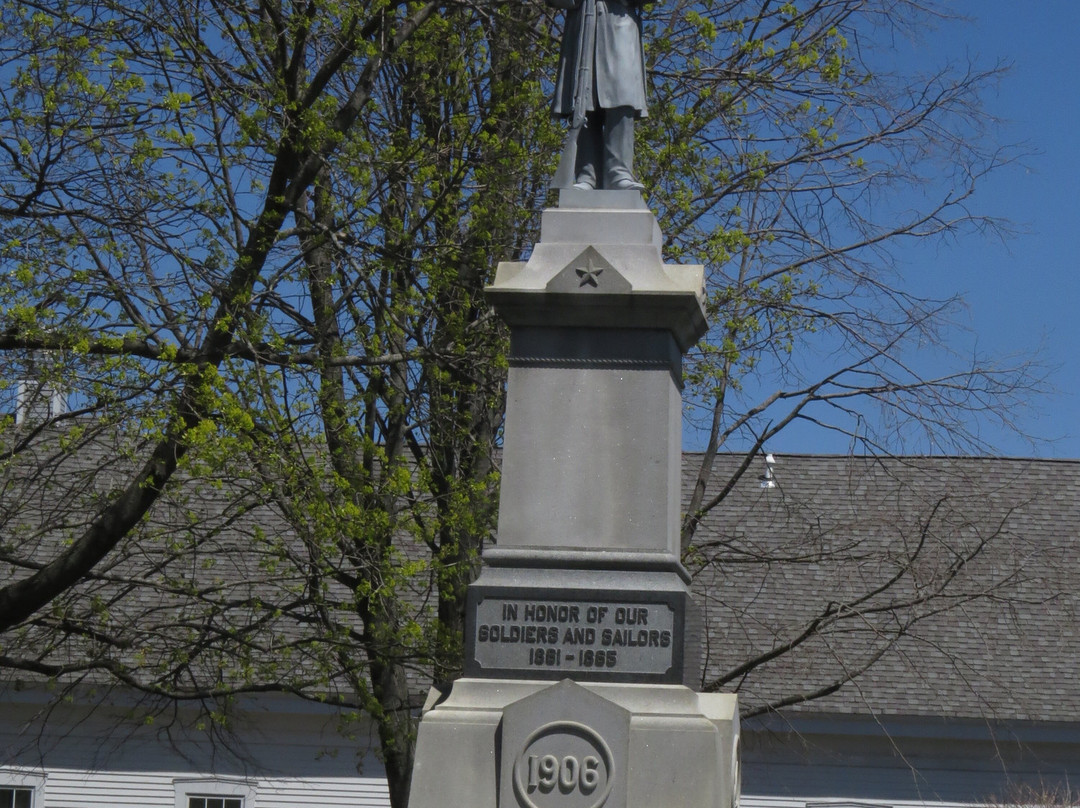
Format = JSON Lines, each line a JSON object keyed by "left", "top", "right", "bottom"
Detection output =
{"left": 0, "top": 789, "right": 32, "bottom": 808}
{"left": 174, "top": 779, "right": 254, "bottom": 808}
{"left": 188, "top": 797, "right": 242, "bottom": 808}
{"left": 0, "top": 769, "right": 44, "bottom": 808}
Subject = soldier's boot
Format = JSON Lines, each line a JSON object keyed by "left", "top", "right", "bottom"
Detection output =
{"left": 603, "top": 106, "right": 644, "bottom": 191}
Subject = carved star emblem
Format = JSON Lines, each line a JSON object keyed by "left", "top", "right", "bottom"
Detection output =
{"left": 575, "top": 258, "right": 604, "bottom": 288}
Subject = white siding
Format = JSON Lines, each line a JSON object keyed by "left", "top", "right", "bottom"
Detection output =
{"left": 33, "top": 769, "right": 390, "bottom": 808}
{"left": 257, "top": 777, "right": 391, "bottom": 808}
{"left": 1, "top": 694, "right": 391, "bottom": 808}
{"left": 44, "top": 770, "right": 175, "bottom": 808}
{"left": 741, "top": 796, "right": 979, "bottom": 808}
{"left": 740, "top": 714, "right": 1080, "bottom": 805}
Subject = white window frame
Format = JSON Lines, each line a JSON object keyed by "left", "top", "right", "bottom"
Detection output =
{"left": 173, "top": 778, "right": 256, "bottom": 808}
{"left": 0, "top": 768, "right": 46, "bottom": 808}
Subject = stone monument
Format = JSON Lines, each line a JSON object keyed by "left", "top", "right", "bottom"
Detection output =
{"left": 407, "top": 8, "right": 737, "bottom": 804}
{"left": 548, "top": 0, "right": 648, "bottom": 191}
{"left": 406, "top": 190, "right": 740, "bottom": 808}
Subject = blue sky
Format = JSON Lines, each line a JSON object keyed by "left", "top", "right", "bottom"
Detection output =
{"left": 913, "top": 2, "right": 1080, "bottom": 458}
{"left": 716, "top": 2, "right": 1080, "bottom": 459}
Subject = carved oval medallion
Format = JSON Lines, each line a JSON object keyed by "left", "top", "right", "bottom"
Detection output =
{"left": 512, "top": 720, "right": 615, "bottom": 808}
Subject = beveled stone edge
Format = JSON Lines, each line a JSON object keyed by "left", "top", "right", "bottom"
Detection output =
{"left": 481, "top": 547, "right": 691, "bottom": 585}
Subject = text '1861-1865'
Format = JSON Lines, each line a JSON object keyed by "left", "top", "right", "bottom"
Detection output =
{"left": 471, "top": 597, "right": 676, "bottom": 677}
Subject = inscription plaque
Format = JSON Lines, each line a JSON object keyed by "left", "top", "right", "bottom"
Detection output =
{"left": 467, "top": 591, "right": 683, "bottom": 682}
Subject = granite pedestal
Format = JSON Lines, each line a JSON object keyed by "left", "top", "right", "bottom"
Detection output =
{"left": 409, "top": 679, "right": 739, "bottom": 808}
{"left": 407, "top": 191, "right": 739, "bottom": 808}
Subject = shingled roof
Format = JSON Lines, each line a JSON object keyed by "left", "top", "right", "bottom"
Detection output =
{"left": 3, "top": 427, "right": 1078, "bottom": 727}
{"left": 687, "top": 453, "right": 1080, "bottom": 724}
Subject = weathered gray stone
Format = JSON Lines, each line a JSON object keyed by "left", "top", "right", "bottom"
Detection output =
{"left": 408, "top": 679, "right": 739, "bottom": 808}
{"left": 558, "top": 189, "right": 649, "bottom": 210}
{"left": 486, "top": 197, "right": 704, "bottom": 562}
{"left": 539, "top": 209, "right": 660, "bottom": 247}
{"left": 545, "top": 247, "right": 634, "bottom": 295}
{"left": 486, "top": 200, "right": 705, "bottom": 349}
{"left": 547, "top": 0, "right": 648, "bottom": 190}
{"left": 408, "top": 192, "right": 736, "bottom": 808}
{"left": 500, "top": 680, "right": 631, "bottom": 808}
{"left": 464, "top": 565, "right": 702, "bottom": 687}
{"left": 496, "top": 343, "right": 682, "bottom": 557}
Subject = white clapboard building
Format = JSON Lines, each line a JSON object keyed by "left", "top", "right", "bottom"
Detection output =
{"left": 3, "top": 451, "right": 1078, "bottom": 808}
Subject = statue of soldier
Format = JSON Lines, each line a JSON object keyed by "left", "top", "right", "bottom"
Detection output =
{"left": 548, "top": 0, "right": 648, "bottom": 191}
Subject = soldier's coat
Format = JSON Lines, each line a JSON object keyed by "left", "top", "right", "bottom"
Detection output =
{"left": 549, "top": 0, "right": 648, "bottom": 118}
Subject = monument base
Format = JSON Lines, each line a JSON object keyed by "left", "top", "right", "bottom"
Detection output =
{"left": 418, "top": 191, "right": 736, "bottom": 808}
{"left": 407, "top": 678, "right": 739, "bottom": 808}
{"left": 486, "top": 191, "right": 706, "bottom": 560}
